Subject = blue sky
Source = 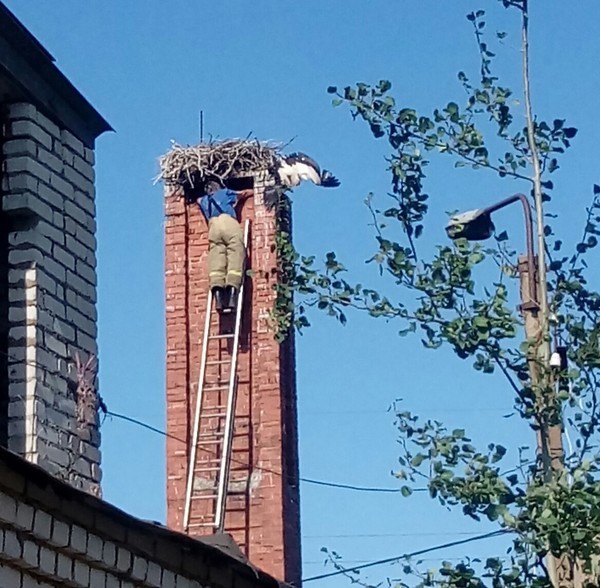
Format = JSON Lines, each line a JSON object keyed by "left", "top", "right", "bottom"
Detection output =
{"left": 5, "top": 1, "right": 600, "bottom": 585}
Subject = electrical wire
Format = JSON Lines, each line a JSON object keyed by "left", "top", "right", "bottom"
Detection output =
{"left": 105, "top": 409, "right": 424, "bottom": 494}
{"left": 301, "top": 529, "right": 510, "bottom": 583}
{"left": 2, "top": 350, "right": 532, "bottom": 494}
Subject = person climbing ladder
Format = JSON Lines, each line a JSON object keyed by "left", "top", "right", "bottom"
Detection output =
{"left": 197, "top": 180, "right": 253, "bottom": 312}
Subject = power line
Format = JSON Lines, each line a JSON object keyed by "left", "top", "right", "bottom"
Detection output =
{"left": 301, "top": 529, "right": 510, "bottom": 583}
{"left": 105, "top": 410, "right": 420, "bottom": 494}
{"left": 105, "top": 410, "right": 534, "bottom": 495}
{"left": 304, "top": 531, "right": 484, "bottom": 539}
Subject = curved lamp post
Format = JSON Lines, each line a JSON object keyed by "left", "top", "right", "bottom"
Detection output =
{"left": 445, "top": 193, "right": 538, "bottom": 311}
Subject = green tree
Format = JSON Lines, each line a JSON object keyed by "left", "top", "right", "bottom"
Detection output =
{"left": 293, "top": 1, "right": 600, "bottom": 587}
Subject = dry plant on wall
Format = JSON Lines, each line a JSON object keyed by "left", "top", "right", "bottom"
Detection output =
{"left": 74, "top": 352, "right": 103, "bottom": 432}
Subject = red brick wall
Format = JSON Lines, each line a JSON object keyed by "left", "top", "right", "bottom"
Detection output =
{"left": 164, "top": 174, "right": 301, "bottom": 585}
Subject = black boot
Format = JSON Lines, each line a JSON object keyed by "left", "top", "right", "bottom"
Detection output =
{"left": 224, "top": 285, "right": 238, "bottom": 313}
{"left": 212, "top": 286, "right": 225, "bottom": 312}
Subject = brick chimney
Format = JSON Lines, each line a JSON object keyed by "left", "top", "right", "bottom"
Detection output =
{"left": 1, "top": 103, "right": 104, "bottom": 495}
{"left": 164, "top": 172, "right": 301, "bottom": 584}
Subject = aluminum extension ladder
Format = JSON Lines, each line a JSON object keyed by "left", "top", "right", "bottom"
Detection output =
{"left": 183, "top": 220, "right": 250, "bottom": 534}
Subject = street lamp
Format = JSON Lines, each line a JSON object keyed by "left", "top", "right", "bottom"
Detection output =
{"left": 446, "top": 193, "right": 537, "bottom": 311}
{"left": 446, "top": 192, "right": 566, "bottom": 584}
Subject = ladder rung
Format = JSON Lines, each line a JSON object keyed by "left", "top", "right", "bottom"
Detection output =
{"left": 191, "top": 493, "right": 218, "bottom": 500}
{"left": 194, "top": 466, "right": 222, "bottom": 473}
{"left": 208, "top": 333, "right": 235, "bottom": 340}
{"left": 187, "top": 522, "right": 217, "bottom": 528}
{"left": 201, "top": 412, "right": 227, "bottom": 418}
{"left": 197, "top": 432, "right": 225, "bottom": 439}
{"left": 203, "top": 385, "right": 230, "bottom": 391}
{"left": 206, "top": 360, "right": 231, "bottom": 365}
{"left": 196, "top": 439, "right": 223, "bottom": 445}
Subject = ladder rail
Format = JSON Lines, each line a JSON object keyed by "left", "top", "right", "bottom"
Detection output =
{"left": 214, "top": 219, "right": 250, "bottom": 531}
{"left": 183, "top": 288, "right": 214, "bottom": 531}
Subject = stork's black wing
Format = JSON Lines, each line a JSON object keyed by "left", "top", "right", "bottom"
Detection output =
{"left": 285, "top": 152, "right": 322, "bottom": 174}
{"left": 321, "top": 170, "right": 340, "bottom": 187}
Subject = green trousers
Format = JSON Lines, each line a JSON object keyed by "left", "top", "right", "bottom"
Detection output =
{"left": 208, "top": 214, "right": 245, "bottom": 289}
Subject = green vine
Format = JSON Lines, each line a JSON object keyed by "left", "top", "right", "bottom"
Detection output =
{"left": 271, "top": 192, "right": 310, "bottom": 342}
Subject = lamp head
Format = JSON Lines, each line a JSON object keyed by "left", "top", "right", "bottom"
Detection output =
{"left": 446, "top": 209, "right": 495, "bottom": 241}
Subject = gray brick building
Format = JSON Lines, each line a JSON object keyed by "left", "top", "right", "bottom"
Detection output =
{"left": 0, "top": 1, "right": 111, "bottom": 497}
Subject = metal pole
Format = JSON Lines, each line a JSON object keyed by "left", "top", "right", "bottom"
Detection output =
{"left": 484, "top": 193, "right": 536, "bottom": 308}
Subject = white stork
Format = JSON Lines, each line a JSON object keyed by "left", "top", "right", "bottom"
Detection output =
{"left": 276, "top": 152, "right": 340, "bottom": 189}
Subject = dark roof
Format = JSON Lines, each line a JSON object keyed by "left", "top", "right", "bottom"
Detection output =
{"left": 0, "top": 1, "right": 112, "bottom": 147}
{"left": 0, "top": 446, "right": 289, "bottom": 588}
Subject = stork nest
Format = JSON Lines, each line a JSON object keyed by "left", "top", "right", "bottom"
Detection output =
{"left": 158, "top": 139, "right": 282, "bottom": 194}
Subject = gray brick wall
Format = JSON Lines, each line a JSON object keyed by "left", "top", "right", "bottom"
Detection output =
{"left": 1, "top": 102, "right": 101, "bottom": 495}
{"left": 0, "top": 451, "right": 283, "bottom": 588}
